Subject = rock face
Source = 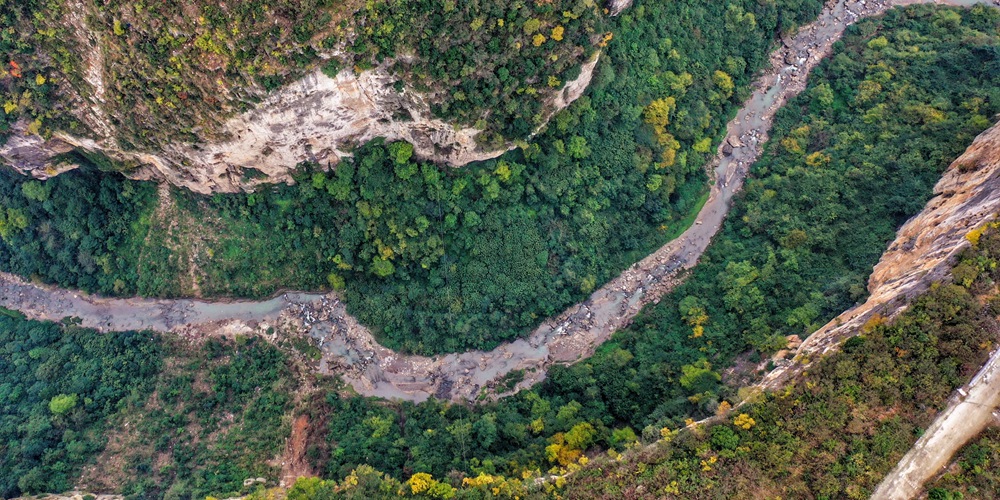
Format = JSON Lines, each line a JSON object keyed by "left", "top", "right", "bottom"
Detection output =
{"left": 762, "top": 119, "right": 1000, "bottom": 390}
{"left": 0, "top": 53, "right": 600, "bottom": 194}
{"left": 865, "top": 127, "right": 1000, "bottom": 301}
{"left": 0, "top": 130, "right": 78, "bottom": 175}
{"left": 607, "top": 0, "right": 633, "bottom": 16}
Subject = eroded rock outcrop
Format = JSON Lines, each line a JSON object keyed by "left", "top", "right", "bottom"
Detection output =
{"left": 13, "top": 492, "right": 121, "bottom": 500}
{"left": 762, "top": 119, "right": 1000, "bottom": 390}
{"left": 866, "top": 132, "right": 1000, "bottom": 301}
{"left": 0, "top": 51, "right": 600, "bottom": 194}
{"left": 606, "top": 0, "right": 633, "bottom": 16}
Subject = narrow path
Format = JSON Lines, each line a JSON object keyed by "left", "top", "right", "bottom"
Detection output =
{"left": 871, "top": 348, "right": 1000, "bottom": 500}
{"left": 1, "top": 0, "right": 995, "bottom": 403}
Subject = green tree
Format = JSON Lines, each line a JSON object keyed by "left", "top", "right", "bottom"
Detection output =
{"left": 20, "top": 181, "right": 49, "bottom": 202}
{"left": 48, "top": 394, "right": 77, "bottom": 416}
{"left": 371, "top": 258, "right": 395, "bottom": 277}
{"left": 388, "top": 141, "right": 414, "bottom": 165}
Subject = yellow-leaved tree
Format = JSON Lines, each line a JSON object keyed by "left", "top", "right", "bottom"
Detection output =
{"left": 733, "top": 413, "right": 756, "bottom": 430}
{"left": 643, "top": 97, "right": 681, "bottom": 167}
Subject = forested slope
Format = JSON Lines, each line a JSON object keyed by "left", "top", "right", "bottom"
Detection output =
{"left": 0, "top": 0, "right": 824, "bottom": 353}
{"left": 0, "top": 315, "right": 162, "bottom": 496}
{"left": 3, "top": 3, "right": 1000, "bottom": 499}
{"left": 926, "top": 427, "right": 1000, "bottom": 499}
{"left": 0, "top": 0, "right": 604, "bottom": 150}
{"left": 0, "top": 313, "right": 323, "bottom": 498}
{"left": 561, "top": 222, "right": 1000, "bottom": 499}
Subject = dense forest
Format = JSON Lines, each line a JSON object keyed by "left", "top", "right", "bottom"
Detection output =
{"left": 4, "top": 219, "right": 998, "bottom": 498}
{"left": 273, "top": 221, "right": 1000, "bottom": 498}
{"left": 2, "top": 3, "right": 1000, "bottom": 499}
{"left": 281, "top": 216, "right": 999, "bottom": 497}
{"left": 0, "top": 316, "right": 161, "bottom": 497}
{"left": 0, "top": 167, "right": 156, "bottom": 294}
{"left": 234, "top": 5, "right": 1000, "bottom": 492}
{"left": 347, "top": 0, "right": 607, "bottom": 143}
{"left": 0, "top": 314, "right": 326, "bottom": 498}
{"left": 529, "top": 2, "right": 1000, "bottom": 433}
{"left": 0, "top": 0, "right": 824, "bottom": 354}
{"left": 335, "top": 0, "right": 823, "bottom": 352}
{"left": 561, "top": 223, "right": 1000, "bottom": 498}
{"left": 1, "top": 0, "right": 605, "bottom": 150}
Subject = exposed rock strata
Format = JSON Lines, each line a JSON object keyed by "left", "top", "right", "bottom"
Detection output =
{"left": 761, "top": 119, "right": 1000, "bottom": 391}
{"left": 12, "top": 494, "right": 122, "bottom": 500}
{"left": 0, "top": 48, "right": 600, "bottom": 194}
{"left": 606, "top": 0, "right": 633, "bottom": 16}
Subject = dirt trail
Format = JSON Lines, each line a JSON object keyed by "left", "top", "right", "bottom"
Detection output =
{"left": 1, "top": 0, "right": 996, "bottom": 404}
{"left": 871, "top": 348, "right": 1000, "bottom": 500}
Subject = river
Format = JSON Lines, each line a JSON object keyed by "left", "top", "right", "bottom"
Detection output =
{"left": 1, "top": 0, "right": 997, "bottom": 403}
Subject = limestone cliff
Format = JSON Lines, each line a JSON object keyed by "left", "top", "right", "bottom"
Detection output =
{"left": 0, "top": 48, "right": 599, "bottom": 194}
{"left": 762, "top": 119, "right": 1000, "bottom": 390}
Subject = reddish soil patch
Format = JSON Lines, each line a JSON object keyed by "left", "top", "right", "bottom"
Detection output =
{"left": 281, "top": 414, "right": 315, "bottom": 487}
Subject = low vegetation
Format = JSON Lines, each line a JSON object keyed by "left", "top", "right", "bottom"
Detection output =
{"left": 93, "top": 0, "right": 362, "bottom": 147}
